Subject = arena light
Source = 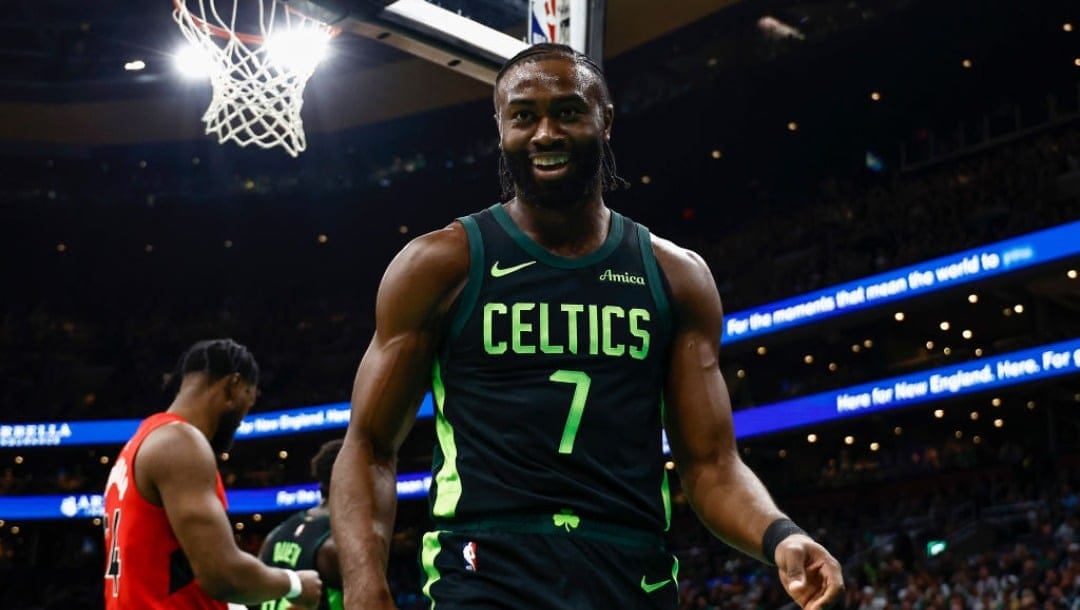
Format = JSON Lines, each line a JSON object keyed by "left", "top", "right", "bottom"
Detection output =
{"left": 264, "top": 27, "right": 331, "bottom": 73}
{"left": 1014, "top": 304, "right": 1025, "bottom": 314}
{"left": 962, "top": 329, "right": 973, "bottom": 339}
{"left": 1026, "top": 401, "right": 1036, "bottom": 410}
{"left": 807, "top": 433, "right": 817, "bottom": 443}
{"left": 894, "top": 311, "right": 905, "bottom": 321}
{"left": 174, "top": 44, "right": 214, "bottom": 78}
{"left": 968, "top": 293, "right": 979, "bottom": 303}
{"left": 124, "top": 59, "right": 146, "bottom": 71}
{"left": 1068, "top": 269, "right": 1078, "bottom": 279}
{"left": 961, "top": 58, "right": 973, "bottom": 69}
{"left": 940, "top": 321, "right": 950, "bottom": 331}
{"left": 870, "top": 91, "right": 882, "bottom": 101}
{"left": 1065, "top": 23, "right": 1074, "bottom": 32}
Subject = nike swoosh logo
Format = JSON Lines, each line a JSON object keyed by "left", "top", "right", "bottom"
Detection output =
{"left": 640, "top": 576, "right": 671, "bottom": 593}
{"left": 490, "top": 260, "right": 537, "bottom": 278}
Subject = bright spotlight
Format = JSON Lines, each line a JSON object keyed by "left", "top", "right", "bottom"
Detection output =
{"left": 175, "top": 44, "right": 215, "bottom": 78}
{"left": 265, "top": 28, "right": 330, "bottom": 72}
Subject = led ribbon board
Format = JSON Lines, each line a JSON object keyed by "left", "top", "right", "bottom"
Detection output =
{"left": 0, "top": 472, "right": 434, "bottom": 520}
{"left": 7, "top": 220, "right": 1078, "bottom": 448}
{"left": 5, "top": 338, "right": 1079, "bottom": 519}
{"left": 721, "top": 219, "right": 1080, "bottom": 344}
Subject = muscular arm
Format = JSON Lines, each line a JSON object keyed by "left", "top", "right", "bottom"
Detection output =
{"left": 330, "top": 224, "right": 469, "bottom": 609}
{"left": 137, "top": 424, "right": 296, "bottom": 604}
{"left": 655, "top": 237, "right": 846, "bottom": 609}
{"left": 654, "top": 238, "right": 785, "bottom": 562}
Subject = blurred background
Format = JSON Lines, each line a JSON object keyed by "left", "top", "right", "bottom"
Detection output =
{"left": 1, "top": 0, "right": 1080, "bottom": 608}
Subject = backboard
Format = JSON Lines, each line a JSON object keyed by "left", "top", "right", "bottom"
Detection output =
{"left": 290, "top": 0, "right": 605, "bottom": 84}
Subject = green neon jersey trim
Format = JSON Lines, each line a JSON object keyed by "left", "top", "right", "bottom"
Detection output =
{"left": 431, "top": 361, "right": 461, "bottom": 518}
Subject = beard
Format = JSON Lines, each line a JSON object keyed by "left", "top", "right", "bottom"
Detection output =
{"left": 209, "top": 408, "right": 245, "bottom": 454}
{"left": 502, "top": 135, "right": 604, "bottom": 209}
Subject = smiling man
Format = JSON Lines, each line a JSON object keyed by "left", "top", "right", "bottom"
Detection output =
{"left": 330, "top": 43, "right": 845, "bottom": 610}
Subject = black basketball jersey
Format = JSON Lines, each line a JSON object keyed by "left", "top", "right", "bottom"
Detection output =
{"left": 429, "top": 203, "right": 675, "bottom": 533}
{"left": 255, "top": 508, "right": 339, "bottom": 610}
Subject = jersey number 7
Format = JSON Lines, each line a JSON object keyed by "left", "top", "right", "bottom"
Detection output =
{"left": 549, "top": 370, "right": 592, "bottom": 454}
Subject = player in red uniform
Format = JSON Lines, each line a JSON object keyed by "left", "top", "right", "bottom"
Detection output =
{"left": 103, "top": 339, "right": 322, "bottom": 609}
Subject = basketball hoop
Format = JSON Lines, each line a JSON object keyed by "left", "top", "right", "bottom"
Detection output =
{"left": 172, "top": 0, "right": 338, "bottom": 157}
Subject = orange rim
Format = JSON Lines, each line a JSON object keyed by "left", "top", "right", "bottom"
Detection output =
{"left": 172, "top": 0, "right": 340, "bottom": 45}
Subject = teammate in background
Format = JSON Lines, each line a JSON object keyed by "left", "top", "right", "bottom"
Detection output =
{"left": 103, "top": 339, "right": 322, "bottom": 609}
{"left": 331, "top": 44, "right": 845, "bottom": 609}
{"left": 253, "top": 439, "right": 344, "bottom": 610}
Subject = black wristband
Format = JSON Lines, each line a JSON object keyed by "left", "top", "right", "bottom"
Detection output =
{"left": 761, "top": 518, "right": 808, "bottom": 566}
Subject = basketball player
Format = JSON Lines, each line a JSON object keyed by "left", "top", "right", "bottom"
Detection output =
{"left": 330, "top": 44, "right": 845, "bottom": 609}
{"left": 103, "top": 339, "right": 322, "bottom": 609}
{"left": 252, "top": 439, "right": 344, "bottom": 610}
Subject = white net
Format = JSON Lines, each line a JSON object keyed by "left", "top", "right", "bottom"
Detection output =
{"left": 172, "top": 0, "right": 335, "bottom": 157}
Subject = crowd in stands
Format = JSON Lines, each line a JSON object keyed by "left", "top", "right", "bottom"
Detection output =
{"left": 1, "top": 110, "right": 1077, "bottom": 425}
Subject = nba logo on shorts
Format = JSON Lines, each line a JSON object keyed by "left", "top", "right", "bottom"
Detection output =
{"left": 462, "top": 541, "right": 478, "bottom": 572}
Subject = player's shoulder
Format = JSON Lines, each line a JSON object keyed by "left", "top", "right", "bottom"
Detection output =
{"left": 648, "top": 232, "right": 713, "bottom": 289}
{"left": 389, "top": 221, "right": 469, "bottom": 280}
{"left": 138, "top": 418, "right": 215, "bottom": 470}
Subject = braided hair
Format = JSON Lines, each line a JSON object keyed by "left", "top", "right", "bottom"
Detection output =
{"left": 494, "top": 43, "right": 629, "bottom": 198}
{"left": 169, "top": 338, "right": 260, "bottom": 390}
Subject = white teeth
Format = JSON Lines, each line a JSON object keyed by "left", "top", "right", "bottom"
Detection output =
{"left": 533, "top": 155, "right": 569, "bottom": 167}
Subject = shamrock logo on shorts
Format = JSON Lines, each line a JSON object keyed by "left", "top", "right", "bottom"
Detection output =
{"left": 553, "top": 509, "right": 580, "bottom": 532}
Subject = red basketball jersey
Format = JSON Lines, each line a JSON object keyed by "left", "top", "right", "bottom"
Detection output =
{"left": 103, "top": 412, "right": 228, "bottom": 610}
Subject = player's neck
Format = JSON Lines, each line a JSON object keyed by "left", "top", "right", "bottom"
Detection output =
{"left": 165, "top": 387, "right": 218, "bottom": 442}
{"left": 506, "top": 194, "right": 610, "bottom": 258}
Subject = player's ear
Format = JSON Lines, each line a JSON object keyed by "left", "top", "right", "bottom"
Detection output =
{"left": 223, "top": 372, "right": 242, "bottom": 400}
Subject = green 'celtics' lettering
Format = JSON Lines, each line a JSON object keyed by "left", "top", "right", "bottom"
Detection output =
{"left": 483, "top": 303, "right": 508, "bottom": 354}
{"left": 602, "top": 305, "right": 625, "bottom": 357}
{"left": 629, "top": 309, "right": 650, "bottom": 359}
{"left": 511, "top": 303, "right": 536, "bottom": 354}
{"left": 481, "top": 301, "right": 651, "bottom": 360}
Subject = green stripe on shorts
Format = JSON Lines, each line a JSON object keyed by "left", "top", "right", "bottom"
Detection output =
{"left": 421, "top": 531, "right": 443, "bottom": 606}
